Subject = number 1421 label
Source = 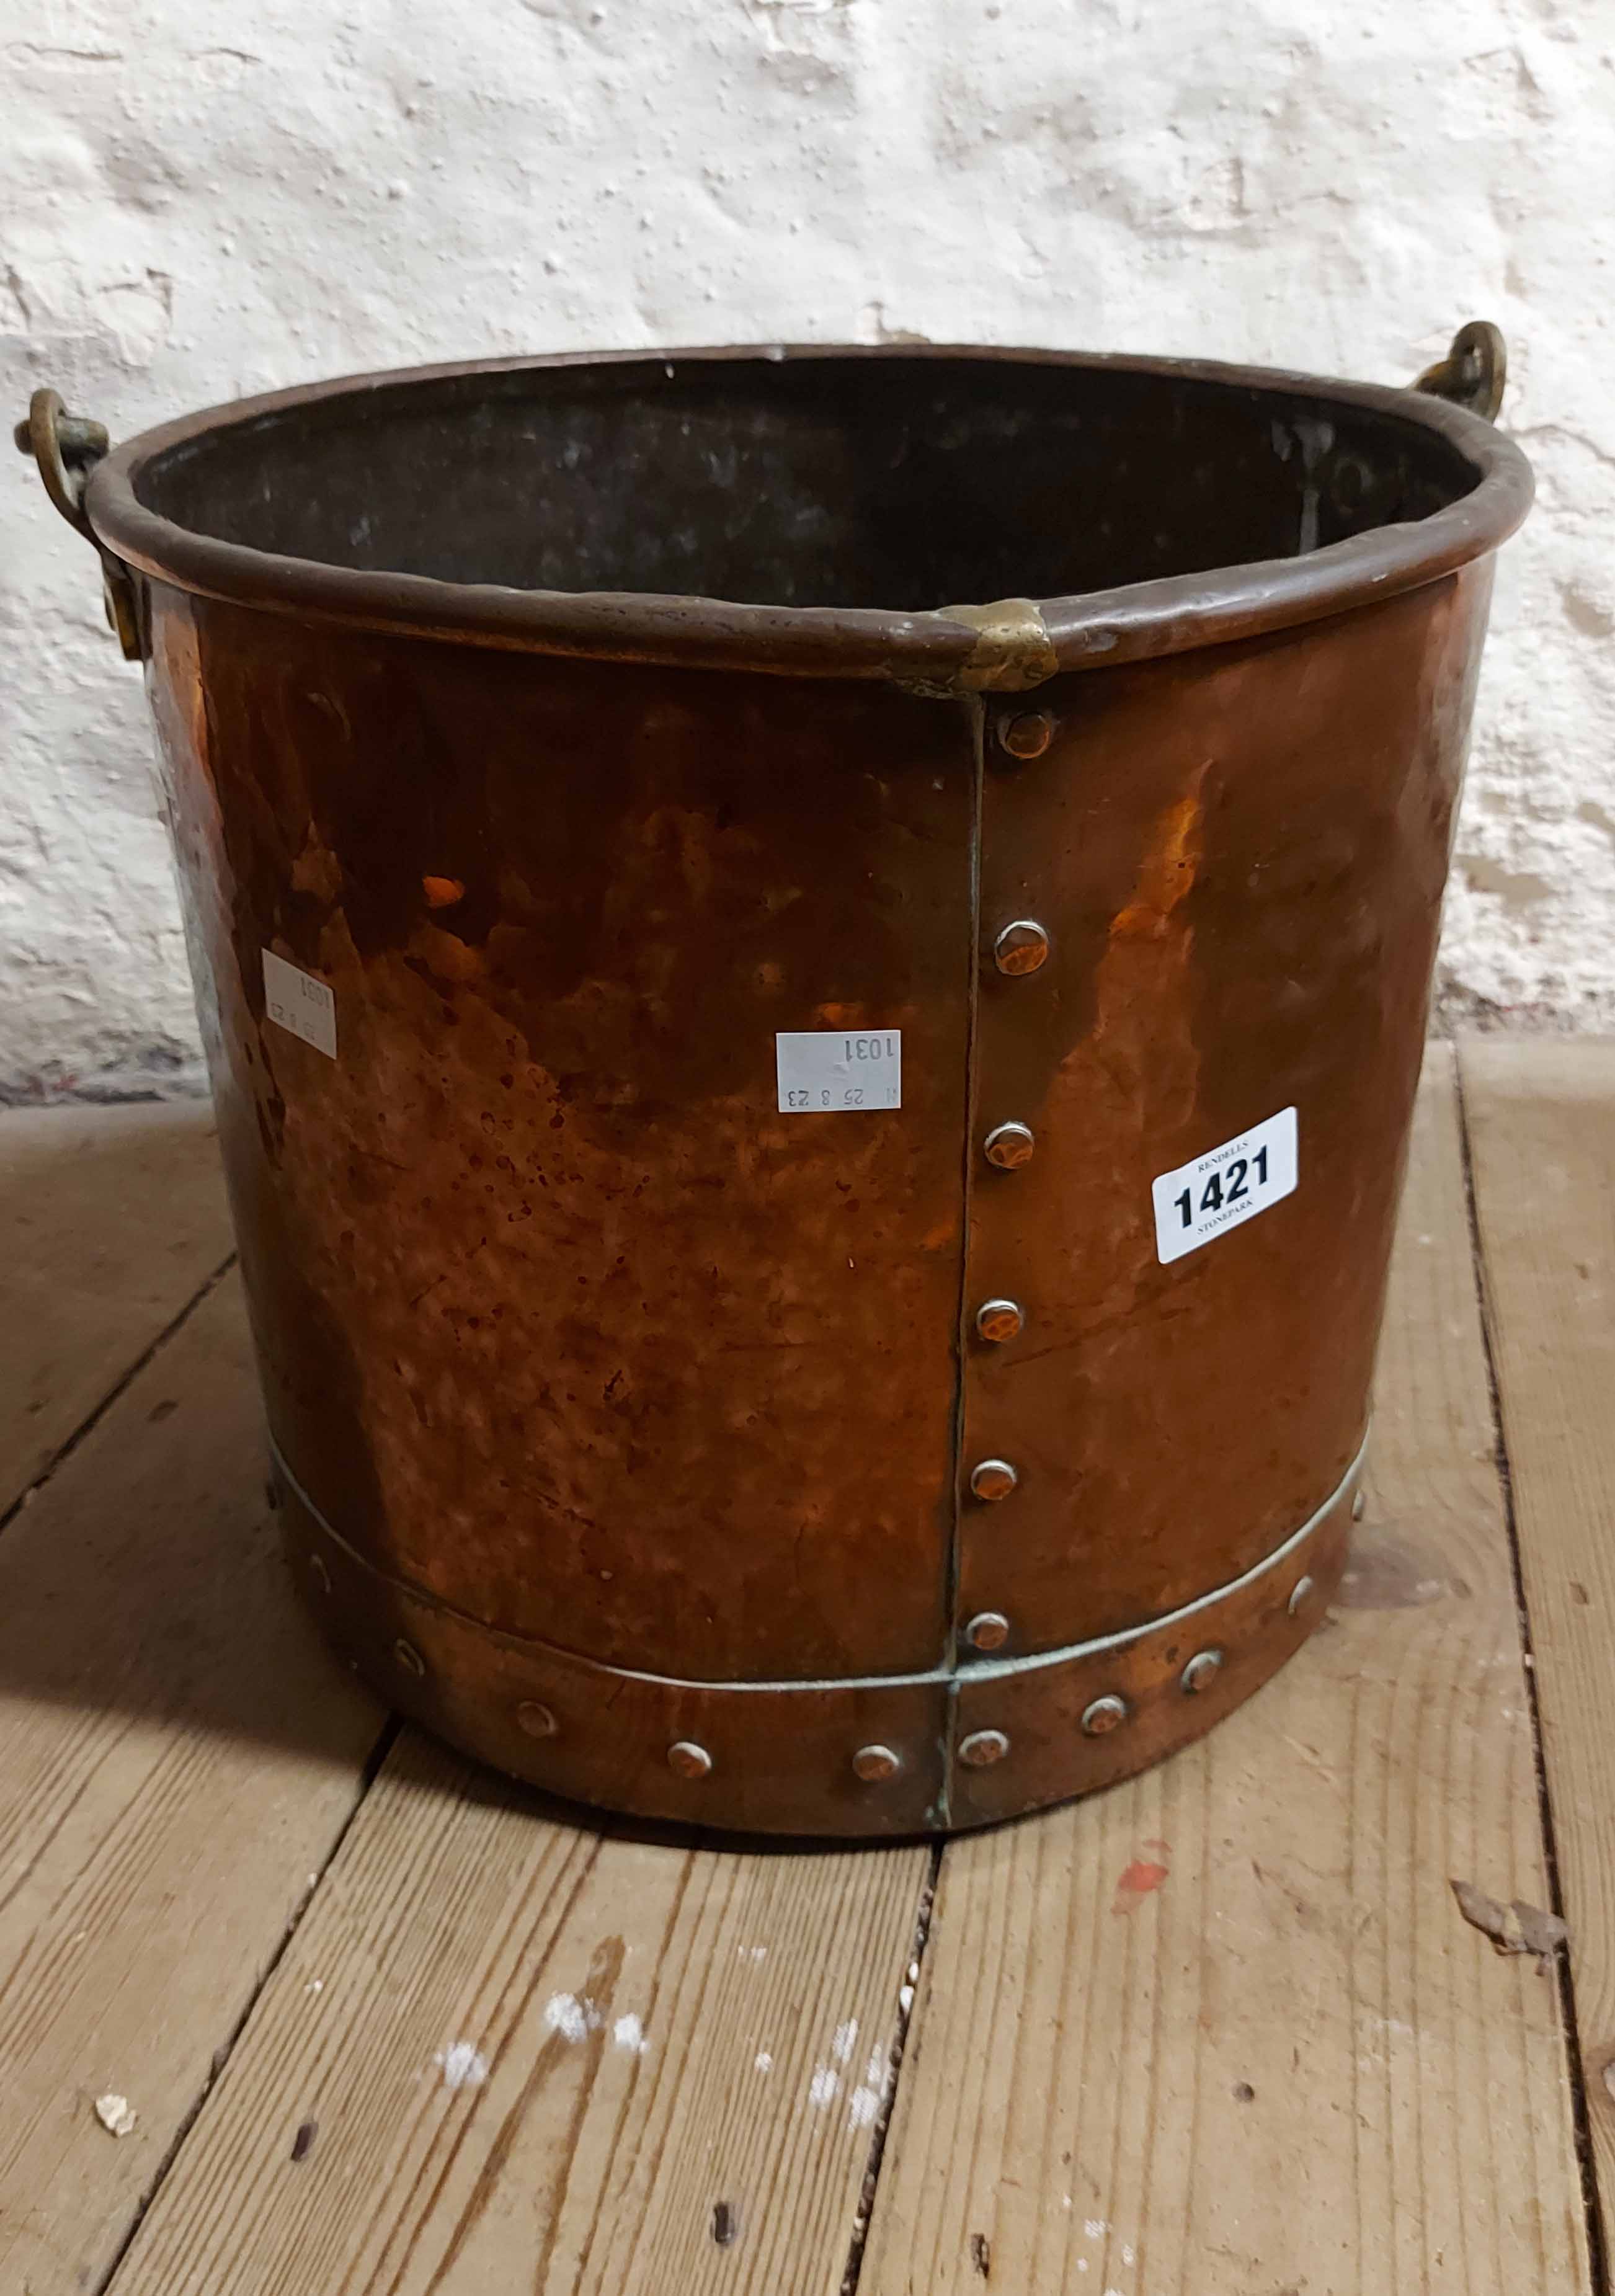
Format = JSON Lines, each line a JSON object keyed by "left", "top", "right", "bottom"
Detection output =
{"left": 1152, "top": 1106, "right": 1297, "bottom": 1265}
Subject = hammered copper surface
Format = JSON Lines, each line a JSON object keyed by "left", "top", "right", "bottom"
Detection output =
{"left": 151, "top": 594, "right": 975, "bottom": 1683}
{"left": 956, "top": 571, "right": 1493, "bottom": 1658}
{"left": 77, "top": 342, "right": 1532, "bottom": 1833}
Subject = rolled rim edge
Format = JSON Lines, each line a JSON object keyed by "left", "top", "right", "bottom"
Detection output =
{"left": 82, "top": 341, "right": 1536, "bottom": 683}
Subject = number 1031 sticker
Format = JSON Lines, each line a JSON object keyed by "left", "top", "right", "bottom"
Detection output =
{"left": 776, "top": 1030, "right": 901, "bottom": 1112}
{"left": 1152, "top": 1106, "right": 1297, "bottom": 1264}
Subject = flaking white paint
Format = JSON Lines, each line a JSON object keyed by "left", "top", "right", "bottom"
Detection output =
{"left": 3, "top": 0, "right": 1611, "bottom": 1095}
{"left": 541, "top": 1989, "right": 602, "bottom": 2041}
{"left": 433, "top": 2039, "right": 489, "bottom": 2089}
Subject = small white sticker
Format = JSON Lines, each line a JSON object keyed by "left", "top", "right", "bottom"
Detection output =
{"left": 776, "top": 1029, "right": 901, "bottom": 1113}
{"left": 1152, "top": 1106, "right": 1297, "bottom": 1264}
{"left": 263, "top": 949, "right": 337, "bottom": 1059}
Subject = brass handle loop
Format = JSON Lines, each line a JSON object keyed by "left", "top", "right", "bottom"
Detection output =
{"left": 14, "top": 387, "right": 143, "bottom": 656}
{"left": 1413, "top": 321, "right": 1508, "bottom": 424}
{"left": 14, "top": 387, "right": 110, "bottom": 538}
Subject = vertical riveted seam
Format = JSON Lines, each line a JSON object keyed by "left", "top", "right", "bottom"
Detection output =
{"left": 937, "top": 693, "right": 987, "bottom": 1825}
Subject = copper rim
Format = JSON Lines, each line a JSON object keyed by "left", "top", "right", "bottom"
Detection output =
{"left": 82, "top": 342, "right": 1534, "bottom": 683}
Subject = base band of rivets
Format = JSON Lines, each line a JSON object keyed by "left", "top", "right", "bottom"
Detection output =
{"left": 270, "top": 1430, "right": 1363, "bottom": 1837}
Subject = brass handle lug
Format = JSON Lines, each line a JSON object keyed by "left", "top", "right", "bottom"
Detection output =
{"left": 14, "top": 387, "right": 145, "bottom": 658}
{"left": 1412, "top": 321, "right": 1507, "bottom": 424}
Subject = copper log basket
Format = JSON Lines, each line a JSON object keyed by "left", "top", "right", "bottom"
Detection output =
{"left": 17, "top": 325, "right": 1532, "bottom": 1835}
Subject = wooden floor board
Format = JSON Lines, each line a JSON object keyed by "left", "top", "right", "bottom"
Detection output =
{"left": 3, "top": 1054, "right": 1606, "bottom": 2294}
{"left": 0, "top": 1100, "right": 234, "bottom": 1511}
{"left": 0, "top": 1277, "right": 385, "bottom": 2294}
{"left": 105, "top": 1732, "right": 930, "bottom": 2295}
{"left": 1461, "top": 1033, "right": 1615, "bottom": 2258}
{"left": 858, "top": 1045, "right": 1590, "bottom": 2296}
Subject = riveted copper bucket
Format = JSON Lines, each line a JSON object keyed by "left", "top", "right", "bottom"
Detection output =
{"left": 19, "top": 328, "right": 1532, "bottom": 1834}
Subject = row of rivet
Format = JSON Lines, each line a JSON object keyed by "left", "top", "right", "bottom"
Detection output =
{"left": 377, "top": 1644, "right": 1242, "bottom": 1774}
{"left": 956, "top": 1561, "right": 1325, "bottom": 1767}
{"left": 330, "top": 1477, "right": 1343, "bottom": 1788}
{"left": 368, "top": 1618, "right": 1317, "bottom": 1777}
{"left": 373, "top": 1644, "right": 906, "bottom": 1789}
{"left": 959, "top": 709, "right": 1058, "bottom": 1654}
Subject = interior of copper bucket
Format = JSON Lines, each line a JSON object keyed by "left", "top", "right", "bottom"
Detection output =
{"left": 128, "top": 352, "right": 1482, "bottom": 607}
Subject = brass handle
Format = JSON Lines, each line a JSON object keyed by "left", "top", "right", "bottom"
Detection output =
{"left": 13, "top": 387, "right": 143, "bottom": 657}
{"left": 1413, "top": 321, "right": 1508, "bottom": 424}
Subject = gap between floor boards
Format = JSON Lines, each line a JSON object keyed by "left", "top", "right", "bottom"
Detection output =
{"left": 1454, "top": 1055, "right": 1611, "bottom": 2296}
{"left": 0, "top": 1251, "right": 239, "bottom": 1544}
{"left": 95, "top": 1718, "right": 403, "bottom": 2296}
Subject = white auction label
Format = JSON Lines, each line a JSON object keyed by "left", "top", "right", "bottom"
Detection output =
{"left": 776, "top": 1029, "right": 901, "bottom": 1113}
{"left": 1152, "top": 1105, "right": 1297, "bottom": 1263}
{"left": 263, "top": 948, "right": 337, "bottom": 1059}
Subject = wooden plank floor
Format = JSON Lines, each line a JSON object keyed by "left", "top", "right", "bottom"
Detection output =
{"left": 0, "top": 1100, "right": 234, "bottom": 1514}
{"left": 0, "top": 1047, "right": 1606, "bottom": 2296}
{"left": 1461, "top": 1039, "right": 1615, "bottom": 2275}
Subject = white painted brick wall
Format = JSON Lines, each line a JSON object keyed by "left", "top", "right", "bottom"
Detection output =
{"left": 4, "top": 0, "right": 1611, "bottom": 1094}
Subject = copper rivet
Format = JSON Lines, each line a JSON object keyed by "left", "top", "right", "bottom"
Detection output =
{"left": 997, "top": 708, "right": 1054, "bottom": 761}
{"left": 975, "top": 1297, "right": 1024, "bottom": 1343}
{"left": 1351, "top": 1488, "right": 1366, "bottom": 1521}
{"left": 1180, "top": 1649, "right": 1222, "bottom": 1694}
{"left": 516, "top": 1699, "right": 558, "bottom": 1740}
{"left": 668, "top": 1739, "right": 713, "bottom": 1779}
{"left": 984, "top": 1121, "right": 1035, "bottom": 1170}
{"left": 308, "top": 1552, "right": 331, "bottom": 1595}
{"left": 394, "top": 1638, "right": 425, "bottom": 1677}
{"left": 959, "top": 1728, "right": 1009, "bottom": 1768}
{"left": 1288, "top": 1574, "right": 1314, "bottom": 1616}
{"left": 993, "top": 919, "right": 1051, "bottom": 977}
{"left": 964, "top": 1611, "right": 1011, "bottom": 1652}
{"left": 1081, "top": 1694, "right": 1128, "bottom": 1736}
{"left": 969, "top": 1457, "right": 1018, "bottom": 1502}
{"left": 852, "top": 1743, "right": 902, "bottom": 1782}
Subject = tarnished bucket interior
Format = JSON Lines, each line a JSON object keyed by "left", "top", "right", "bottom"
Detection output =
{"left": 27, "top": 337, "right": 1532, "bottom": 1836}
{"left": 132, "top": 353, "right": 1483, "bottom": 610}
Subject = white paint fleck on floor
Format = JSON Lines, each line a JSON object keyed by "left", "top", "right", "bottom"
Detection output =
{"left": 434, "top": 2041, "right": 488, "bottom": 2090}
{"left": 543, "top": 1991, "right": 605, "bottom": 2043}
